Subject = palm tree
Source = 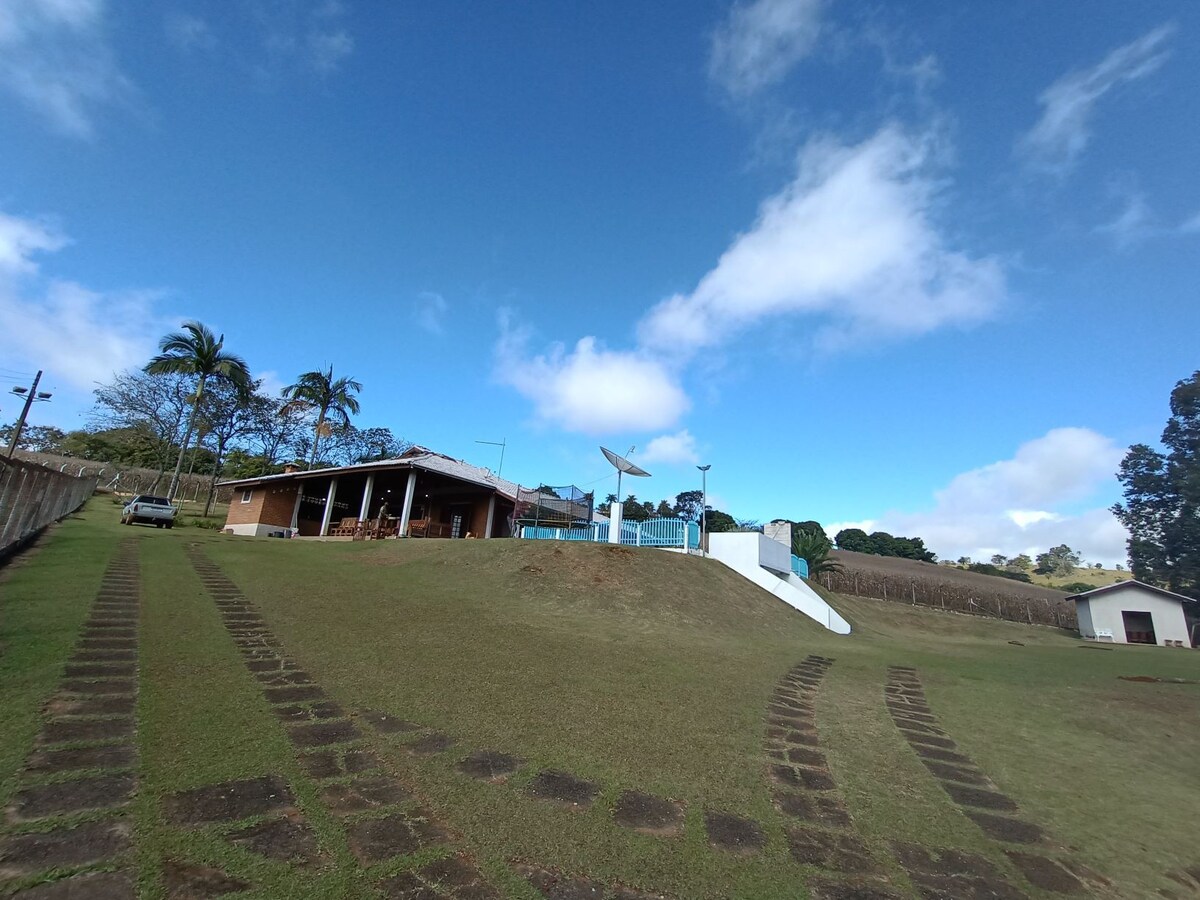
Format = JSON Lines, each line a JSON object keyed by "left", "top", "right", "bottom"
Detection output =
{"left": 145, "top": 321, "right": 251, "bottom": 500}
{"left": 792, "top": 527, "right": 844, "bottom": 581}
{"left": 282, "top": 366, "right": 362, "bottom": 466}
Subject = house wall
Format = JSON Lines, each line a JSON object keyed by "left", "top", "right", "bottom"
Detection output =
{"left": 1085, "top": 587, "right": 1191, "bottom": 646}
{"left": 1075, "top": 599, "right": 1096, "bottom": 639}
{"left": 709, "top": 532, "right": 791, "bottom": 576}
{"left": 223, "top": 484, "right": 299, "bottom": 537}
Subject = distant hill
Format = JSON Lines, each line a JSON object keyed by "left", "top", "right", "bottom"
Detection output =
{"left": 824, "top": 549, "right": 1076, "bottom": 628}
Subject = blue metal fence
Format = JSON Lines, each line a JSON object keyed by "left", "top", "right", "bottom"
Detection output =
{"left": 520, "top": 517, "right": 700, "bottom": 550}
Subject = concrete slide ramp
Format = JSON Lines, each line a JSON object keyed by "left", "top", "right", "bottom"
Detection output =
{"left": 708, "top": 533, "right": 852, "bottom": 635}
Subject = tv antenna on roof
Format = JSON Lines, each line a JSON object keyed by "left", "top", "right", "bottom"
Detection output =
{"left": 475, "top": 437, "right": 506, "bottom": 477}
{"left": 600, "top": 446, "right": 650, "bottom": 543}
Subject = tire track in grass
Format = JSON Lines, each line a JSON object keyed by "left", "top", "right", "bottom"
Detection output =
{"left": 763, "top": 655, "right": 908, "bottom": 900}
{"left": 0, "top": 538, "right": 141, "bottom": 898}
{"left": 183, "top": 545, "right": 500, "bottom": 899}
{"left": 885, "top": 665, "right": 1113, "bottom": 898}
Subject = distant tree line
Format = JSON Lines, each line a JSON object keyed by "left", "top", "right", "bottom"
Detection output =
{"left": 2, "top": 321, "right": 409, "bottom": 514}
{"left": 595, "top": 489, "right": 747, "bottom": 532}
{"left": 834, "top": 528, "right": 936, "bottom": 563}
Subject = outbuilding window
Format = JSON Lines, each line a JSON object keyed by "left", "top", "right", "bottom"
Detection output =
{"left": 241, "top": 490, "right": 253, "bottom": 503}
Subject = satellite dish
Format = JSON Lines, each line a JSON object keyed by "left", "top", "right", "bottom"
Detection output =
{"left": 601, "top": 446, "right": 650, "bottom": 478}
{"left": 600, "top": 447, "right": 650, "bottom": 544}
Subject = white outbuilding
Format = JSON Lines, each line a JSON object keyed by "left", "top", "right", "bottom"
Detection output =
{"left": 1070, "top": 581, "right": 1194, "bottom": 647}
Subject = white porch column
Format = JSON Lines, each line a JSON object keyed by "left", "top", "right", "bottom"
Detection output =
{"left": 484, "top": 494, "right": 496, "bottom": 538}
{"left": 398, "top": 470, "right": 417, "bottom": 537}
{"left": 319, "top": 476, "right": 339, "bottom": 536}
{"left": 609, "top": 504, "right": 621, "bottom": 543}
{"left": 290, "top": 485, "right": 303, "bottom": 530}
{"left": 358, "top": 473, "right": 375, "bottom": 523}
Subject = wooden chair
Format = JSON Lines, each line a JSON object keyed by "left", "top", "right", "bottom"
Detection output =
{"left": 329, "top": 517, "right": 360, "bottom": 536}
{"left": 407, "top": 518, "right": 429, "bottom": 538}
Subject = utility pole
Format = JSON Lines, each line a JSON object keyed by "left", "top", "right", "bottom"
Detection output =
{"left": 697, "top": 463, "right": 711, "bottom": 557}
{"left": 6, "top": 370, "right": 51, "bottom": 459}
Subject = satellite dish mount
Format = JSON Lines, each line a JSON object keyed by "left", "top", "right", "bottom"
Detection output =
{"left": 600, "top": 447, "right": 651, "bottom": 544}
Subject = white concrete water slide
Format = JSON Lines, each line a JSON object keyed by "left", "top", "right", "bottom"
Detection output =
{"left": 707, "top": 532, "right": 852, "bottom": 634}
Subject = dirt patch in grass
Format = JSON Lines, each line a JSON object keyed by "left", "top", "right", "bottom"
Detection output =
{"left": 612, "top": 790, "right": 685, "bottom": 837}
{"left": 272, "top": 701, "right": 345, "bottom": 723}
{"left": 1003, "top": 850, "right": 1086, "bottom": 894}
{"left": 10, "top": 870, "right": 135, "bottom": 899}
{"left": 319, "top": 775, "right": 412, "bottom": 817}
{"left": 806, "top": 877, "right": 907, "bottom": 900}
{"left": 7, "top": 773, "right": 134, "bottom": 821}
{"left": 774, "top": 792, "right": 851, "bottom": 828}
{"left": 39, "top": 717, "right": 134, "bottom": 745}
{"left": 0, "top": 819, "right": 131, "bottom": 879}
{"left": 456, "top": 750, "right": 522, "bottom": 783}
{"left": 286, "top": 721, "right": 361, "bottom": 748}
{"left": 526, "top": 770, "right": 600, "bottom": 809}
{"left": 228, "top": 815, "right": 322, "bottom": 867}
{"left": 162, "top": 858, "right": 250, "bottom": 899}
{"left": 25, "top": 743, "right": 136, "bottom": 774}
{"left": 702, "top": 810, "right": 765, "bottom": 855}
{"left": 58, "top": 679, "right": 135, "bottom": 696}
{"left": 1119, "top": 675, "right": 1199, "bottom": 685}
{"left": 962, "top": 810, "right": 1046, "bottom": 845}
{"left": 345, "top": 809, "right": 451, "bottom": 865}
{"left": 380, "top": 854, "right": 501, "bottom": 899}
{"left": 406, "top": 731, "right": 455, "bottom": 755}
{"left": 297, "top": 748, "right": 382, "bottom": 780}
{"left": 515, "top": 862, "right": 670, "bottom": 900}
{"left": 263, "top": 685, "right": 326, "bottom": 704}
{"left": 163, "top": 775, "right": 295, "bottom": 826}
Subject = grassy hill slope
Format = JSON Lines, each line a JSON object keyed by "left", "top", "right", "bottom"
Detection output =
{"left": 3, "top": 508, "right": 1198, "bottom": 899}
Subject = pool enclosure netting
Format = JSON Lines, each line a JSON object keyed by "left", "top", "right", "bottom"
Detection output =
{"left": 513, "top": 484, "right": 594, "bottom": 528}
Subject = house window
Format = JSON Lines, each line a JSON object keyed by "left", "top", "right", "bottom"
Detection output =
{"left": 241, "top": 490, "right": 253, "bottom": 504}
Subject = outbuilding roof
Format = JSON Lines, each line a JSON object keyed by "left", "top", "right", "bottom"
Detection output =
{"left": 1068, "top": 579, "right": 1197, "bottom": 605}
{"left": 217, "top": 446, "right": 522, "bottom": 500}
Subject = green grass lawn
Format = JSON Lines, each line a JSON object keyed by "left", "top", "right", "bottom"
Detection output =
{"left": 2, "top": 502, "right": 1198, "bottom": 898}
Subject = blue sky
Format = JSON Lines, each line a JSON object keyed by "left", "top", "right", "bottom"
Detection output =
{"left": 2, "top": 1, "right": 1197, "bottom": 565}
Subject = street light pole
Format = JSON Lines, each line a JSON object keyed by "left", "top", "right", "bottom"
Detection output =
{"left": 6, "top": 370, "right": 50, "bottom": 459}
{"left": 697, "top": 464, "right": 711, "bottom": 557}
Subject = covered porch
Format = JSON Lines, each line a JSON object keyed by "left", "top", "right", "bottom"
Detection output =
{"left": 293, "top": 467, "right": 514, "bottom": 539}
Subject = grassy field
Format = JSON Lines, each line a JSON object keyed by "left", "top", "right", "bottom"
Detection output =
{"left": 1027, "top": 566, "right": 1132, "bottom": 590}
{"left": 2, "top": 502, "right": 1198, "bottom": 898}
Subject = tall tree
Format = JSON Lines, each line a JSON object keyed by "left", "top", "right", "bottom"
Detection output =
{"left": 245, "top": 395, "right": 309, "bottom": 474}
{"left": 1034, "top": 544, "right": 1081, "bottom": 577}
{"left": 91, "top": 371, "right": 196, "bottom": 488}
{"left": 196, "top": 379, "right": 260, "bottom": 516}
{"left": 144, "top": 321, "right": 251, "bottom": 500}
{"left": 672, "top": 490, "right": 703, "bottom": 521}
{"left": 1113, "top": 370, "right": 1200, "bottom": 594}
{"left": 282, "top": 366, "right": 362, "bottom": 466}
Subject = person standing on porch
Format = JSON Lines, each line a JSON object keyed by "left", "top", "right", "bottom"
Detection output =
{"left": 376, "top": 500, "right": 389, "bottom": 538}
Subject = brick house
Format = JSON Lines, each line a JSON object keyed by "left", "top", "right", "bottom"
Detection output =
{"left": 220, "top": 446, "right": 519, "bottom": 539}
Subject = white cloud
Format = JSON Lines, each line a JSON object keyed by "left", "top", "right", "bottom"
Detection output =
{"left": 709, "top": 0, "right": 823, "bottom": 98}
{"left": 844, "top": 428, "right": 1129, "bottom": 566}
{"left": 307, "top": 28, "right": 353, "bottom": 72}
{"left": 638, "top": 125, "right": 1005, "bottom": 355}
{"left": 494, "top": 312, "right": 689, "bottom": 435}
{"left": 0, "top": 209, "right": 169, "bottom": 391}
{"left": 1018, "top": 24, "right": 1174, "bottom": 176}
{"left": 640, "top": 429, "right": 700, "bottom": 466}
{"left": 1095, "top": 189, "right": 1154, "bottom": 248}
{"left": 258, "top": 0, "right": 355, "bottom": 76}
{"left": 0, "top": 0, "right": 133, "bottom": 136}
{"left": 254, "top": 369, "right": 287, "bottom": 398}
{"left": 165, "top": 12, "right": 216, "bottom": 51}
{"left": 414, "top": 291, "right": 448, "bottom": 335}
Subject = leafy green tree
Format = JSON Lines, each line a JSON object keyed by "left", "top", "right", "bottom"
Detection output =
{"left": 1034, "top": 544, "right": 1081, "bottom": 577}
{"left": 91, "top": 371, "right": 196, "bottom": 485}
{"left": 990, "top": 554, "right": 1008, "bottom": 567}
{"left": 703, "top": 508, "right": 736, "bottom": 532}
{"left": 835, "top": 528, "right": 871, "bottom": 552}
{"left": 1113, "top": 371, "right": 1200, "bottom": 594}
{"left": 672, "top": 490, "right": 703, "bottom": 521}
{"left": 656, "top": 500, "right": 672, "bottom": 517}
{"left": 145, "top": 321, "right": 251, "bottom": 499}
{"left": 621, "top": 495, "right": 650, "bottom": 521}
{"left": 792, "top": 527, "right": 843, "bottom": 580}
{"left": 1007, "top": 554, "right": 1032, "bottom": 572}
{"left": 195, "top": 379, "right": 260, "bottom": 516}
{"left": 282, "top": 366, "right": 362, "bottom": 467}
{"left": 1059, "top": 581, "right": 1100, "bottom": 594}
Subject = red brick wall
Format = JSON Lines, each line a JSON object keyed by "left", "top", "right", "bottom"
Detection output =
{"left": 223, "top": 485, "right": 298, "bottom": 529}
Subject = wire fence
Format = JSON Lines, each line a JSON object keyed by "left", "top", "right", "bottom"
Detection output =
{"left": 818, "top": 565, "right": 1078, "bottom": 629}
{"left": 1, "top": 456, "right": 97, "bottom": 560}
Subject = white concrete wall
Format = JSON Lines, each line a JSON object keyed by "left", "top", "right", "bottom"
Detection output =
{"left": 764, "top": 521, "right": 792, "bottom": 550}
{"left": 708, "top": 532, "right": 851, "bottom": 634}
{"left": 1075, "top": 599, "right": 1097, "bottom": 639}
{"left": 1084, "top": 586, "right": 1191, "bottom": 646}
{"left": 225, "top": 522, "right": 291, "bottom": 537}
